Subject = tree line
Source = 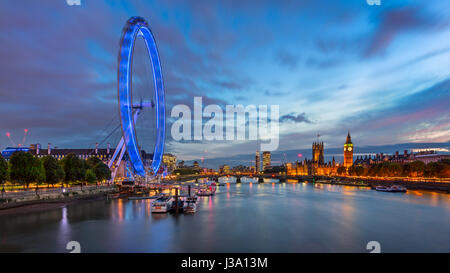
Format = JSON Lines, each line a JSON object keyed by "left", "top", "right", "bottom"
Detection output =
{"left": 336, "top": 159, "right": 450, "bottom": 178}
{"left": 0, "top": 152, "right": 111, "bottom": 188}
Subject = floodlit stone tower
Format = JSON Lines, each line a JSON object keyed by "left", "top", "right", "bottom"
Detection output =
{"left": 343, "top": 131, "right": 354, "bottom": 168}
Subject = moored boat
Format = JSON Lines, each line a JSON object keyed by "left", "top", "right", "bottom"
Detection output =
{"left": 375, "top": 185, "right": 407, "bottom": 193}
{"left": 218, "top": 176, "right": 237, "bottom": 184}
{"left": 196, "top": 188, "right": 214, "bottom": 196}
{"left": 183, "top": 196, "right": 198, "bottom": 213}
{"left": 241, "top": 176, "right": 259, "bottom": 183}
{"left": 107, "top": 193, "right": 120, "bottom": 199}
{"left": 196, "top": 182, "right": 217, "bottom": 196}
{"left": 151, "top": 195, "right": 173, "bottom": 213}
{"left": 263, "top": 178, "right": 279, "bottom": 183}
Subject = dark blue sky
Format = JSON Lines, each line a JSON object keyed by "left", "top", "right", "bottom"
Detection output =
{"left": 0, "top": 0, "right": 449, "bottom": 162}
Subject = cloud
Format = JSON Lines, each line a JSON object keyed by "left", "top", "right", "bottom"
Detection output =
{"left": 364, "top": 6, "right": 436, "bottom": 57}
{"left": 339, "top": 78, "right": 450, "bottom": 145}
{"left": 212, "top": 78, "right": 252, "bottom": 91}
{"left": 0, "top": 0, "right": 448, "bottom": 163}
{"left": 275, "top": 50, "right": 299, "bottom": 70}
{"left": 264, "top": 90, "right": 289, "bottom": 97}
{"left": 305, "top": 57, "right": 342, "bottom": 69}
{"left": 383, "top": 46, "right": 450, "bottom": 74}
{"left": 280, "top": 112, "right": 312, "bottom": 124}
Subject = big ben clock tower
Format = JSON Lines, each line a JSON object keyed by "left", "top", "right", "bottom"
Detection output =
{"left": 343, "top": 131, "right": 353, "bottom": 168}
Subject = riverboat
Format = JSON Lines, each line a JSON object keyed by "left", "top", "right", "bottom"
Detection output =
{"left": 241, "top": 177, "right": 259, "bottom": 183}
{"left": 375, "top": 185, "right": 407, "bottom": 193}
{"left": 151, "top": 195, "right": 174, "bottom": 213}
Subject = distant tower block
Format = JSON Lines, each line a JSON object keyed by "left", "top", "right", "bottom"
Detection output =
{"left": 343, "top": 131, "right": 354, "bottom": 168}
{"left": 255, "top": 150, "right": 261, "bottom": 173}
{"left": 262, "top": 151, "right": 271, "bottom": 170}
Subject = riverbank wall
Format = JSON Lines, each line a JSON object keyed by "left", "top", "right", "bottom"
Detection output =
{"left": 0, "top": 186, "right": 118, "bottom": 211}
{"left": 332, "top": 177, "right": 450, "bottom": 192}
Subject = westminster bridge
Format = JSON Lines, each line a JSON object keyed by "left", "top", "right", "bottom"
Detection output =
{"left": 165, "top": 173, "right": 320, "bottom": 183}
{"left": 162, "top": 174, "right": 450, "bottom": 192}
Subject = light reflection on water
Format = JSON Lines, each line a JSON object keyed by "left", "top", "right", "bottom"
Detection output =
{"left": 0, "top": 183, "right": 449, "bottom": 253}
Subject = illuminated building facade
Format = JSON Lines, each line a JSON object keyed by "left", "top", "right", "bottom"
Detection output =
{"left": 231, "top": 165, "right": 253, "bottom": 173}
{"left": 262, "top": 151, "right": 271, "bottom": 170}
{"left": 162, "top": 153, "right": 177, "bottom": 173}
{"left": 28, "top": 143, "right": 117, "bottom": 162}
{"left": 220, "top": 164, "right": 230, "bottom": 174}
{"left": 312, "top": 141, "right": 324, "bottom": 165}
{"left": 354, "top": 150, "right": 450, "bottom": 166}
{"left": 2, "top": 143, "right": 153, "bottom": 179}
{"left": 287, "top": 135, "right": 345, "bottom": 176}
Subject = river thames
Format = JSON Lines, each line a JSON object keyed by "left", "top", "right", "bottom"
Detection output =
{"left": 1, "top": 182, "right": 449, "bottom": 253}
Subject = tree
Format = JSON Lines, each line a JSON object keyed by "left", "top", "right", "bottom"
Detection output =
{"left": 264, "top": 165, "right": 286, "bottom": 174}
{"left": 425, "top": 162, "right": 438, "bottom": 178}
{"left": 337, "top": 166, "right": 346, "bottom": 175}
{"left": 409, "top": 161, "right": 425, "bottom": 177}
{"left": 31, "top": 160, "right": 45, "bottom": 186}
{"left": 379, "top": 162, "right": 391, "bottom": 177}
{"left": 389, "top": 163, "right": 403, "bottom": 177}
{"left": 401, "top": 163, "right": 411, "bottom": 177}
{"left": 61, "top": 153, "right": 86, "bottom": 184}
{"left": 348, "top": 165, "right": 364, "bottom": 176}
{"left": 42, "top": 155, "right": 65, "bottom": 187}
{"left": 8, "top": 151, "right": 44, "bottom": 188}
{"left": 86, "top": 157, "right": 102, "bottom": 168}
{"left": 354, "top": 166, "right": 365, "bottom": 176}
{"left": 174, "top": 168, "right": 199, "bottom": 175}
{"left": 0, "top": 155, "right": 7, "bottom": 185}
{"left": 431, "top": 160, "right": 450, "bottom": 178}
{"left": 93, "top": 162, "right": 111, "bottom": 182}
{"left": 368, "top": 164, "right": 381, "bottom": 177}
{"left": 441, "top": 161, "right": 450, "bottom": 178}
{"left": 347, "top": 165, "right": 356, "bottom": 176}
{"left": 56, "top": 166, "right": 65, "bottom": 185}
{"left": 85, "top": 169, "right": 97, "bottom": 184}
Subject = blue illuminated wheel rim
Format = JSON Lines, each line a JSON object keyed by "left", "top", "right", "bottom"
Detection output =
{"left": 118, "top": 17, "right": 165, "bottom": 177}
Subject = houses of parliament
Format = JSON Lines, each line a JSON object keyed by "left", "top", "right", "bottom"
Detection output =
{"left": 289, "top": 132, "right": 353, "bottom": 175}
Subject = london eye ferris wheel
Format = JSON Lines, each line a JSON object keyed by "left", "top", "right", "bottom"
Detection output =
{"left": 108, "top": 16, "right": 165, "bottom": 181}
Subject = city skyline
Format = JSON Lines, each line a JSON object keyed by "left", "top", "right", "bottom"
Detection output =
{"left": 184, "top": 139, "right": 450, "bottom": 169}
{"left": 1, "top": 0, "right": 449, "bottom": 162}
{"left": 0, "top": 1, "right": 449, "bottom": 256}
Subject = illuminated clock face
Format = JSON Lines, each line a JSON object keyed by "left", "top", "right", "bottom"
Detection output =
{"left": 348, "top": 147, "right": 352, "bottom": 151}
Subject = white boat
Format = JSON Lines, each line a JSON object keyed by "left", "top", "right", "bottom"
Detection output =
{"left": 183, "top": 196, "right": 198, "bottom": 213}
{"left": 241, "top": 176, "right": 259, "bottom": 183}
{"left": 263, "top": 178, "right": 279, "bottom": 183}
{"left": 151, "top": 195, "right": 173, "bottom": 213}
{"left": 375, "top": 185, "right": 407, "bottom": 193}
{"left": 196, "top": 187, "right": 215, "bottom": 196}
{"left": 218, "top": 176, "right": 237, "bottom": 184}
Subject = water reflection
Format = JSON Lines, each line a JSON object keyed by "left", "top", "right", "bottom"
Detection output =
{"left": 57, "top": 207, "right": 70, "bottom": 248}
{"left": 0, "top": 183, "right": 449, "bottom": 253}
